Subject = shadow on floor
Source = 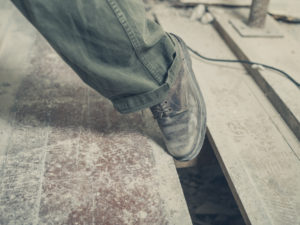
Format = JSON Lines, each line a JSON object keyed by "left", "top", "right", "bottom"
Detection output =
{"left": 177, "top": 138, "right": 246, "bottom": 225}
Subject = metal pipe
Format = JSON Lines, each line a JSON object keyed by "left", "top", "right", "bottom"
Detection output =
{"left": 248, "top": 0, "right": 270, "bottom": 28}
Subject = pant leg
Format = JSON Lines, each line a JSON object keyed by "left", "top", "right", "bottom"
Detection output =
{"left": 11, "top": 0, "right": 182, "bottom": 113}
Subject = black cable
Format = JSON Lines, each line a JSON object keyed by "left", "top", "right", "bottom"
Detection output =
{"left": 187, "top": 45, "right": 300, "bottom": 89}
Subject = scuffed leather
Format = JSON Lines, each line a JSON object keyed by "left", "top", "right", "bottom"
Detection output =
{"left": 150, "top": 34, "right": 206, "bottom": 161}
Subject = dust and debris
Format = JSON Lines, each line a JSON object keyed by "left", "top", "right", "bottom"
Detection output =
{"left": 0, "top": 2, "right": 192, "bottom": 224}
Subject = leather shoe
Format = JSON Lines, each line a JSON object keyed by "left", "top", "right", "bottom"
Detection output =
{"left": 150, "top": 34, "right": 206, "bottom": 161}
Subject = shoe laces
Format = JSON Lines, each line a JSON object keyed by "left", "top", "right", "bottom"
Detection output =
{"left": 151, "top": 100, "right": 173, "bottom": 119}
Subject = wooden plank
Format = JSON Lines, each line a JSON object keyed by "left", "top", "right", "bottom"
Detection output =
{"left": 0, "top": 2, "right": 36, "bottom": 172}
{"left": 0, "top": 3, "right": 192, "bottom": 224}
{"left": 155, "top": 6, "right": 300, "bottom": 225}
{"left": 175, "top": 157, "right": 198, "bottom": 168}
{"left": 178, "top": 0, "right": 300, "bottom": 19}
{"left": 178, "top": 0, "right": 251, "bottom": 7}
{"left": 210, "top": 7, "right": 300, "bottom": 142}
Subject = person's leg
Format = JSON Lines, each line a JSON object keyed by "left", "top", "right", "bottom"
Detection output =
{"left": 11, "top": 0, "right": 206, "bottom": 161}
{"left": 11, "top": 0, "right": 181, "bottom": 113}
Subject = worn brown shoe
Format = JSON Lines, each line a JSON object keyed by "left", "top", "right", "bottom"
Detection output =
{"left": 150, "top": 34, "right": 206, "bottom": 161}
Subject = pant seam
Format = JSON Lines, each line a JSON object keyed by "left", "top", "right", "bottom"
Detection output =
{"left": 106, "top": 0, "right": 163, "bottom": 84}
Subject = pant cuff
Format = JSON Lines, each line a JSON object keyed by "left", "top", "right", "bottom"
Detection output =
{"left": 112, "top": 42, "right": 182, "bottom": 114}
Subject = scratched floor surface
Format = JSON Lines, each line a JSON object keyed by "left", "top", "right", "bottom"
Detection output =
{"left": 0, "top": 3, "right": 192, "bottom": 225}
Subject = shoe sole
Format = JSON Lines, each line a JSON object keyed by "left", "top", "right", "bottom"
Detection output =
{"left": 170, "top": 34, "right": 207, "bottom": 162}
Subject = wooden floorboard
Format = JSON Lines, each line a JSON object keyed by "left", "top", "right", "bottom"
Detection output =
{"left": 178, "top": 0, "right": 300, "bottom": 19}
{"left": 155, "top": 6, "right": 300, "bottom": 225}
{"left": 179, "top": 0, "right": 250, "bottom": 7}
{"left": 210, "top": 7, "right": 300, "bottom": 142}
{"left": 0, "top": 3, "right": 192, "bottom": 225}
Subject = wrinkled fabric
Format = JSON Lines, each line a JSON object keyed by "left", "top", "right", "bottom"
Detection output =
{"left": 11, "top": 0, "right": 181, "bottom": 113}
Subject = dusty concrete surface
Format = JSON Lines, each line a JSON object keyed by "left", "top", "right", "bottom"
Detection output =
{"left": 0, "top": 2, "right": 192, "bottom": 224}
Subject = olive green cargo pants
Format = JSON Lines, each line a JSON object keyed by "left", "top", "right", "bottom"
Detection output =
{"left": 11, "top": 0, "right": 181, "bottom": 113}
